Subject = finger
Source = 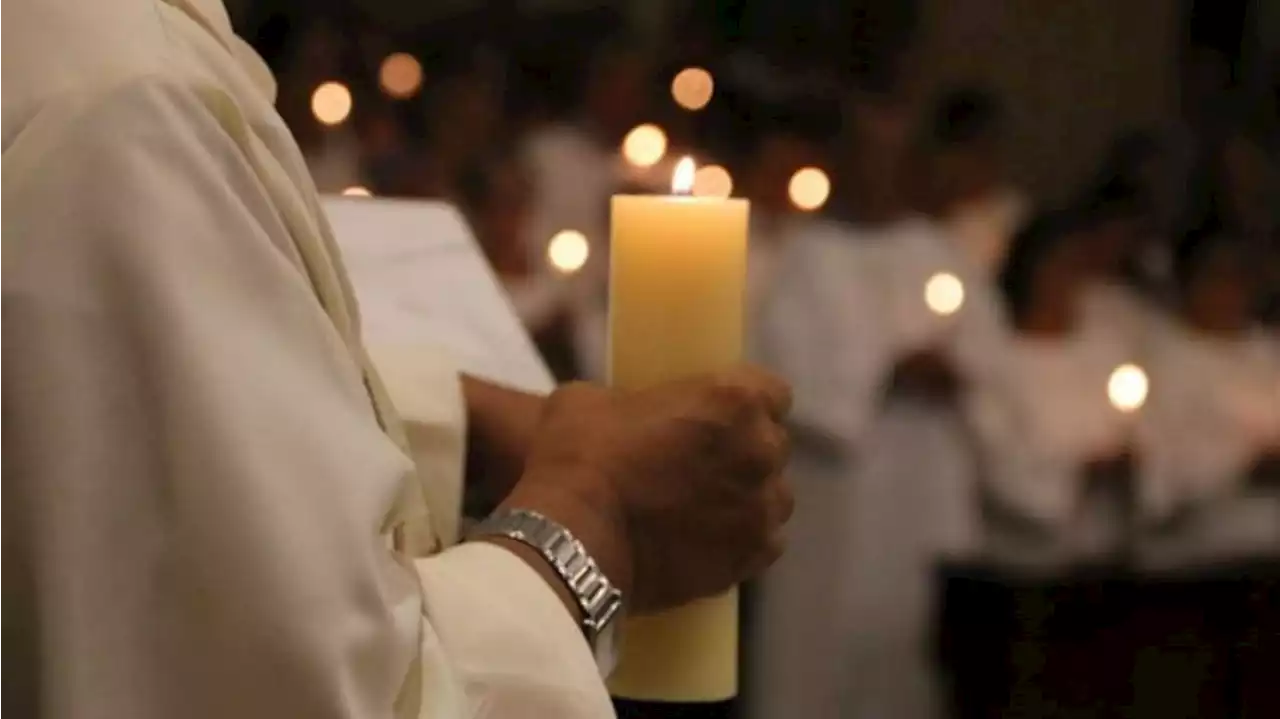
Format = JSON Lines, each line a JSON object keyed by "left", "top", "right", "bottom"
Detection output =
{"left": 721, "top": 365, "right": 792, "bottom": 420}
{"left": 739, "top": 416, "right": 790, "bottom": 482}
{"left": 764, "top": 474, "right": 795, "bottom": 528}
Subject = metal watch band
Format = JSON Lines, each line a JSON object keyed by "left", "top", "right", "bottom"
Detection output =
{"left": 467, "top": 509, "right": 624, "bottom": 642}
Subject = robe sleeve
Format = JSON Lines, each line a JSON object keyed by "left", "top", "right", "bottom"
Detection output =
{"left": 964, "top": 382, "right": 1081, "bottom": 529}
{"left": 1135, "top": 346, "right": 1260, "bottom": 520}
{"left": 2, "top": 76, "right": 609, "bottom": 719}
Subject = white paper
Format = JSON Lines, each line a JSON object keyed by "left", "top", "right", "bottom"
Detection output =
{"left": 324, "top": 196, "right": 555, "bottom": 394}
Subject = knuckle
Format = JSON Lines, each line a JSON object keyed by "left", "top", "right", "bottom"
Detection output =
{"left": 707, "top": 376, "right": 753, "bottom": 413}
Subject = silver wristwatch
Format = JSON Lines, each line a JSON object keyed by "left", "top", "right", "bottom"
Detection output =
{"left": 467, "top": 508, "right": 624, "bottom": 674}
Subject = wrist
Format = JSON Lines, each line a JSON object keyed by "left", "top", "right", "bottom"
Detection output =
{"left": 499, "top": 471, "right": 634, "bottom": 602}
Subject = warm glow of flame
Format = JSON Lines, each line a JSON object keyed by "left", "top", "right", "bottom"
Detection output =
{"left": 621, "top": 124, "right": 668, "bottom": 168}
{"left": 671, "top": 67, "right": 714, "bottom": 111}
{"left": 312, "top": 81, "right": 353, "bottom": 126}
{"left": 788, "top": 167, "right": 830, "bottom": 211}
{"left": 342, "top": 186, "right": 373, "bottom": 197}
{"left": 547, "top": 230, "right": 590, "bottom": 274}
{"left": 379, "top": 52, "right": 423, "bottom": 99}
{"left": 925, "top": 272, "right": 965, "bottom": 316}
{"left": 672, "top": 156, "right": 696, "bottom": 194}
{"left": 1108, "top": 363, "right": 1149, "bottom": 413}
{"left": 693, "top": 164, "right": 733, "bottom": 198}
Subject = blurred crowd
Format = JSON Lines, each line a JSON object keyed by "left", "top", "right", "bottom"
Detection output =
{"left": 243, "top": 4, "right": 1279, "bottom": 718}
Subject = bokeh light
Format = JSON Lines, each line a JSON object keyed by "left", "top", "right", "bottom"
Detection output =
{"left": 547, "top": 230, "right": 590, "bottom": 274}
{"left": 1108, "top": 363, "right": 1149, "bottom": 413}
{"left": 311, "top": 82, "right": 353, "bottom": 126}
{"left": 379, "top": 53, "right": 423, "bottom": 99}
{"left": 622, "top": 124, "right": 668, "bottom": 168}
{"left": 693, "top": 164, "right": 733, "bottom": 198}
{"left": 671, "top": 67, "right": 714, "bottom": 111}
{"left": 788, "top": 167, "right": 830, "bottom": 211}
{"left": 341, "top": 186, "right": 373, "bottom": 197}
{"left": 924, "top": 272, "right": 966, "bottom": 316}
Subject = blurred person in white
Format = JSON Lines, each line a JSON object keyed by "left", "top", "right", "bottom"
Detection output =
{"left": 1136, "top": 229, "right": 1280, "bottom": 569}
{"left": 749, "top": 92, "right": 1006, "bottom": 719}
{"left": 2, "top": 2, "right": 798, "bottom": 717}
{"left": 920, "top": 87, "right": 1028, "bottom": 276}
{"left": 737, "top": 124, "right": 826, "bottom": 321}
{"left": 968, "top": 212, "right": 1142, "bottom": 570}
{"left": 837, "top": 92, "right": 1008, "bottom": 719}
{"left": 748, "top": 220, "right": 889, "bottom": 719}
{"left": 522, "top": 40, "right": 648, "bottom": 279}
{"left": 1071, "top": 175, "right": 1170, "bottom": 364}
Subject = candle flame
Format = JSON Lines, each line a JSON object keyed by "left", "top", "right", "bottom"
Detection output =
{"left": 671, "top": 67, "right": 714, "bottom": 111}
{"left": 673, "top": 156, "right": 696, "bottom": 194}
{"left": 693, "top": 164, "right": 733, "bottom": 198}
{"left": 379, "top": 52, "right": 424, "bottom": 99}
{"left": 622, "top": 124, "right": 668, "bottom": 168}
{"left": 1108, "top": 363, "right": 1149, "bottom": 413}
{"left": 788, "top": 167, "right": 830, "bottom": 211}
{"left": 312, "top": 81, "right": 353, "bottom": 126}
{"left": 547, "top": 229, "right": 590, "bottom": 274}
{"left": 925, "top": 272, "right": 965, "bottom": 316}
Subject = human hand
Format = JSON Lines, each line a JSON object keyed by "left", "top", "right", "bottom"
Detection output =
{"left": 890, "top": 348, "right": 962, "bottom": 401}
{"left": 502, "top": 366, "right": 794, "bottom": 613}
{"left": 461, "top": 376, "right": 545, "bottom": 517}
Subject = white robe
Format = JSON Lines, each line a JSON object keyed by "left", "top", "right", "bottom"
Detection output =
{"left": 1135, "top": 326, "right": 1280, "bottom": 569}
{"left": 747, "top": 221, "right": 890, "bottom": 719}
{"left": 748, "top": 217, "right": 1005, "bottom": 719}
{"left": 840, "top": 217, "right": 1006, "bottom": 719}
{"left": 966, "top": 325, "right": 1141, "bottom": 570}
{"left": 2, "top": 2, "right": 611, "bottom": 717}
{"left": 520, "top": 124, "right": 617, "bottom": 381}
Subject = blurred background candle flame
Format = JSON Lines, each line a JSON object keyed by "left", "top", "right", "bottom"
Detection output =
{"left": 311, "top": 81, "right": 352, "bottom": 126}
{"left": 788, "top": 167, "right": 830, "bottom": 211}
{"left": 693, "top": 164, "right": 733, "bottom": 198}
{"left": 379, "top": 52, "right": 423, "bottom": 99}
{"left": 924, "top": 272, "right": 965, "bottom": 316}
{"left": 1108, "top": 363, "right": 1149, "bottom": 413}
{"left": 622, "top": 124, "right": 668, "bottom": 168}
{"left": 547, "top": 229, "right": 590, "bottom": 274}
{"left": 671, "top": 67, "right": 714, "bottom": 111}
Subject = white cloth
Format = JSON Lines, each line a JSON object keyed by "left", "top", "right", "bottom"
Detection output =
{"left": 522, "top": 123, "right": 616, "bottom": 273}
{"left": 839, "top": 218, "right": 1004, "bottom": 719}
{"left": 966, "top": 326, "right": 1140, "bottom": 567}
{"left": 2, "top": 2, "right": 612, "bottom": 718}
{"left": 857, "top": 215, "right": 1009, "bottom": 380}
{"left": 747, "top": 221, "right": 887, "bottom": 719}
{"left": 521, "top": 124, "right": 618, "bottom": 380}
{"left": 1135, "top": 326, "right": 1280, "bottom": 568}
{"left": 749, "top": 217, "right": 1004, "bottom": 719}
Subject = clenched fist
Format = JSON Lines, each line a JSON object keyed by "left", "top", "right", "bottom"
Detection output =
{"left": 501, "top": 366, "right": 794, "bottom": 613}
